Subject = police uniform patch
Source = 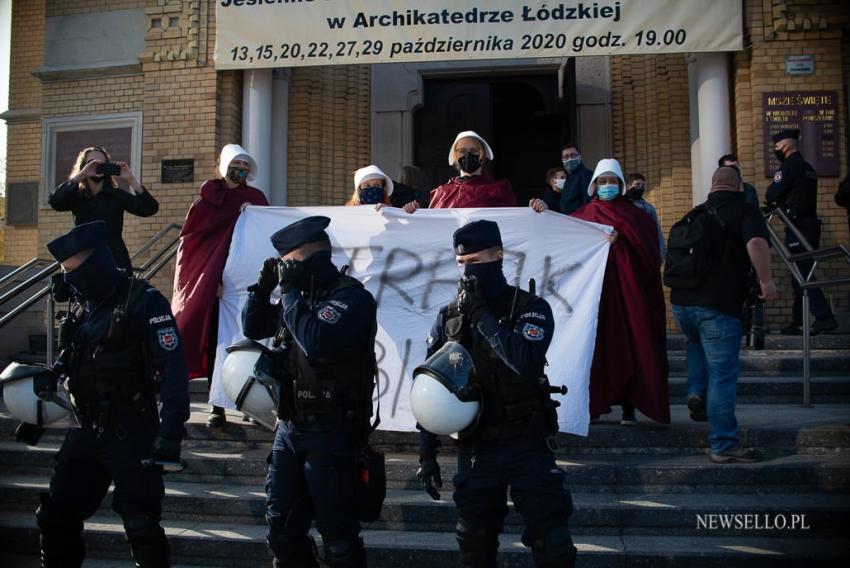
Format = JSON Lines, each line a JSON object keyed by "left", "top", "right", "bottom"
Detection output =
{"left": 773, "top": 170, "right": 782, "bottom": 183}
{"left": 157, "top": 327, "right": 179, "bottom": 351}
{"left": 521, "top": 323, "right": 545, "bottom": 341}
{"left": 317, "top": 305, "right": 341, "bottom": 324}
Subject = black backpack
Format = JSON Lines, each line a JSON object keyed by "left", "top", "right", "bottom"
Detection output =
{"left": 663, "top": 204, "right": 726, "bottom": 289}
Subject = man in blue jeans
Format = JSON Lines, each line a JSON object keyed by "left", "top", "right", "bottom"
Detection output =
{"left": 669, "top": 167, "right": 778, "bottom": 464}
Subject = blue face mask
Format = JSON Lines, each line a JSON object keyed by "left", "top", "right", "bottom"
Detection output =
{"left": 359, "top": 186, "right": 385, "bottom": 204}
{"left": 462, "top": 258, "right": 508, "bottom": 299}
{"left": 596, "top": 184, "right": 620, "bottom": 201}
{"left": 64, "top": 246, "right": 122, "bottom": 300}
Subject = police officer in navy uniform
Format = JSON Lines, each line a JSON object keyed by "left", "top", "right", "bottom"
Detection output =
{"left": 242, "top": 216, "right": 377, "bottom": 568}
{"left": 416, "top": 220, "right": 577, "bottom": 568}
{"left": 38, "top": 221, "right": 190, "bottom": 567}
{"left": 765, "top": 128, "right": 838, "bottom": 335}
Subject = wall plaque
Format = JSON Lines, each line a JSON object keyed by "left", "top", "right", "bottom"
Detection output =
{"left": 161, "top": 159, "right": 195, "bottom": 183}
{"left": 762, "top": 91, "right": 840, "bottom": 177}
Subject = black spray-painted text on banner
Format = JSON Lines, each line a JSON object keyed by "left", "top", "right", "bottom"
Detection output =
{"left": 214, "top": 0, "right": 743, "bottom": 69}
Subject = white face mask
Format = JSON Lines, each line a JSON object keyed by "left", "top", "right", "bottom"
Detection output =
{"left": 554, "top": 178, "right": 566, "bottom": 191}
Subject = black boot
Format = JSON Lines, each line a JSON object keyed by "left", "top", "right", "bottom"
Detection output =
{"left": 123, "top": 514, "right": 171, "bottom": 567}
{"left": 36, "top": 495, "right": 85, "bottom": 568}
{"left": 207, "top": 405, "right": 227, "bottom": 428}
{"left": 267, "top": 517, "right": 319, "bottom": 568}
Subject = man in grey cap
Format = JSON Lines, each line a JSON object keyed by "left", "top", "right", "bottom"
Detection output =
{"left": 766, "top": 128, "right": 837, "bottom": 335}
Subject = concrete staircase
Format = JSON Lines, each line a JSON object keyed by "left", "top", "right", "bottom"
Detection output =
{"left": 1, "top": 334, "right": 849, "bottom": 567}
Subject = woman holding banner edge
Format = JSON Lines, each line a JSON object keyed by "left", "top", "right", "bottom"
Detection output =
{"left": 403, "top": 130, "right": 547, "bottom": 212}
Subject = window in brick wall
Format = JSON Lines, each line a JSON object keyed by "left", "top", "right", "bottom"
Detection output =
{"left": 40, "top": 112, "right": 142, "bottom": 206}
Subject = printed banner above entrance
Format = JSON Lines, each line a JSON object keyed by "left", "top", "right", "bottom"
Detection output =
{"left": 215, "top": 0, "right": 743, "bottom": 69}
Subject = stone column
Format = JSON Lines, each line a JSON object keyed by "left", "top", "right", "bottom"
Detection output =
{"left": 688, "top": 53, "right": 732, "bottom": 204}
{"left": 242, "top": 68, "right": 273, "bottom": 198}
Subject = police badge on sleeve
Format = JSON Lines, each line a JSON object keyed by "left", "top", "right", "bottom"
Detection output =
{"left": 317, "top": 304, "right": 341, "bottom": 324}
{"left": 157, "top": 326, "right": 179, "bottom": 351}
{"left": 521, "top": 323, "right": 545, "bottom": 341}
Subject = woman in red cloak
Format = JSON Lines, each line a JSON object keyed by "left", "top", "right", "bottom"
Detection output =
{"left": 401, "top": 130, "right": 518, "bottom": 211}
{"left": 570, "top": 158, "right": 670, "bottom": 426}
{"left": 171, "top": 144, "right": 268, "bottom": 427}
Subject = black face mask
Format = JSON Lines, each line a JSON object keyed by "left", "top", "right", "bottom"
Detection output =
{"left": 458, "top": 153, "right": 482, "bottom": 174}
{"left": 302, "top": 250, "right": 338, "bottom": 290}
{"left": 462, "top": 259, "right": 507, "bottom": 299}
{"left": 625, "top": 187, "right": 645, "bottom": 201}
{"left": 774, "top": 149, "right": 786, "bottom": 162}
{"left": 64, "top": 246, "right": 122, "bottom": 300}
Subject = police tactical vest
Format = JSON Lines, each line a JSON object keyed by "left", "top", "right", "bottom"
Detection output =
{"left": 66, "top": 277, "right": 157, "bottom": 420}
{"left": 280, "top": 274, "right": 377, "bottom": 426}
{"left": 444, "top": 286, "right": 557, "bottom": 443}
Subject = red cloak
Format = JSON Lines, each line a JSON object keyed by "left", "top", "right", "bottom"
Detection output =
{"left": 429, "top": 175, "right": 517, "bottom": 208}
{"left": 171, "top": 179, "right": 268, "bottom": 379}
{"left": 571, "top": 198, "right": 670, "bottom": 423}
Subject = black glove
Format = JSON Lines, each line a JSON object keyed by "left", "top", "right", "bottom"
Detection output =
{"left": 256, "top": 257, "right": 280, "bottom": 294}
{"left": 416, "top": 456, "right": 443, "bottom": 501}
{"left": 149, "top": 437, "right": 181, "bottom": 463}
{"left": 278, "top": 259, "right": 307, "bottom": 293}
{"left": 15, "top": 422, "right": 45, "bottom": 446}
{"left": 457, "top": 275, "right": 488, "bottom": 323}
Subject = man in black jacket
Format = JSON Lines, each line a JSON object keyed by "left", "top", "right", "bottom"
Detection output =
{"left": 765, "top": 129, "right": 837, "bottom": 335}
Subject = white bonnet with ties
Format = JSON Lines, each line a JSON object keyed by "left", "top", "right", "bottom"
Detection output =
{"left": 219, "top": 144, "right": 258, "bottom": 181}
{"left": 587, "top": 158, "right": 626, "bottom": 196}
{"left": 448, "top": 130, "right": 495, "bottom": 166}
{"left": 354, "top": 165, "right": 394, "bottom": 196}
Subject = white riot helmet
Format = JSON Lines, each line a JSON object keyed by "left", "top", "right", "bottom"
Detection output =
{"left": 410, "top": 341, "right": 480, "bottom": 436}
{"left": 0, "top": 362, "right": 78, "bottom": 427}
{"left": 221, "top": 339, "right": 281, "bottom": 431}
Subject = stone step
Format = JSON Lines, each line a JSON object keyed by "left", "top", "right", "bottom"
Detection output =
{"left": 3, "top": 440, "right": 848, "bottom": 495}
{"left": 2, "top": 475, "right": 847, "bottom": 538}
{"left": 666, "top": 333, "right": 850, "bottom": 351}
{"left": 666, "top": 349, "right": 849, "bottom": 375}
{"left": 3, "top": 403, "right": 849, "bottom": 457}
{"left": 1, "top": 513, "right": 847, "bottom": 567}
{"left": 186, "top": 375, "right": 850, "bottom": 405}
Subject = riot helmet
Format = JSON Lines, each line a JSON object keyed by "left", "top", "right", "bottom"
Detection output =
{"left": 410, "top": 341, "right": 480, "bottom": 436}
{"left": 0, "top": 362, "right": 78, "bottom": 428}
{"left": 221, "top": 339, "right": 281, "bottom": 431}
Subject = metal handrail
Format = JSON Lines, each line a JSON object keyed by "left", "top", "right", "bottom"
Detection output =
{"left": 0, "top": 223, "right": 182, "bottom": 367}
{"left": 0, "top": 262, "right": 60, "bottom": 308}
{"left": 763, "top": 206, "right": 850, "bottom": 407}
{"left": 0, "top": 258, "right": 51, "bottom": 289}
{"left": 130, "top": 223, "right": 182, "bottom": 270}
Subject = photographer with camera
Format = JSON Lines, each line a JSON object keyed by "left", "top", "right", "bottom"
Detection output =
{"left": 48, "top": 145, "right": 159, "bottom": 272}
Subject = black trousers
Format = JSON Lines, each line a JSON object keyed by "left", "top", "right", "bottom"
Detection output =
{"left": 784, "top": 216, "right": 833, "bottom": 323}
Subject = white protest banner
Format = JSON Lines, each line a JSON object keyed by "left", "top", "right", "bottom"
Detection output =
{"left": 211, "top": 206, "right": 612, "bottom": 436}
{"left": 215, "top": 0, "right": 743, "bottom": 70}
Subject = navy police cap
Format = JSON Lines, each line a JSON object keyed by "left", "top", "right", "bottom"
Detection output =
{"left": 46, "top": 221, "right": 107, "bottom": 262}
{"left": 771, "top": 128, "right": 800, "bottom": 144}
{"left": 453, "top": 219, "right": 502, "bottom": 255}
{"left": 271, "top": 216, "right": 331, "bottom": 256}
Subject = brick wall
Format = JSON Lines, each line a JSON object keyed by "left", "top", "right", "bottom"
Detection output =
{"left": 286, "top": 65, "right": 371, "bottom": 206}
{"left": 4, "top": 0, "right": 847, "bottom": 320}
{"left": 3, "top": 0, "right": 45, "bottom": 265}
{"left": 610, "top": 0, "right": 850, "bottom": 330}
{"left": 609, "top": 53, "right": 693, "bottom": 329}
{"left": 732, "top": 0, "right": 849, "bottom": 327}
